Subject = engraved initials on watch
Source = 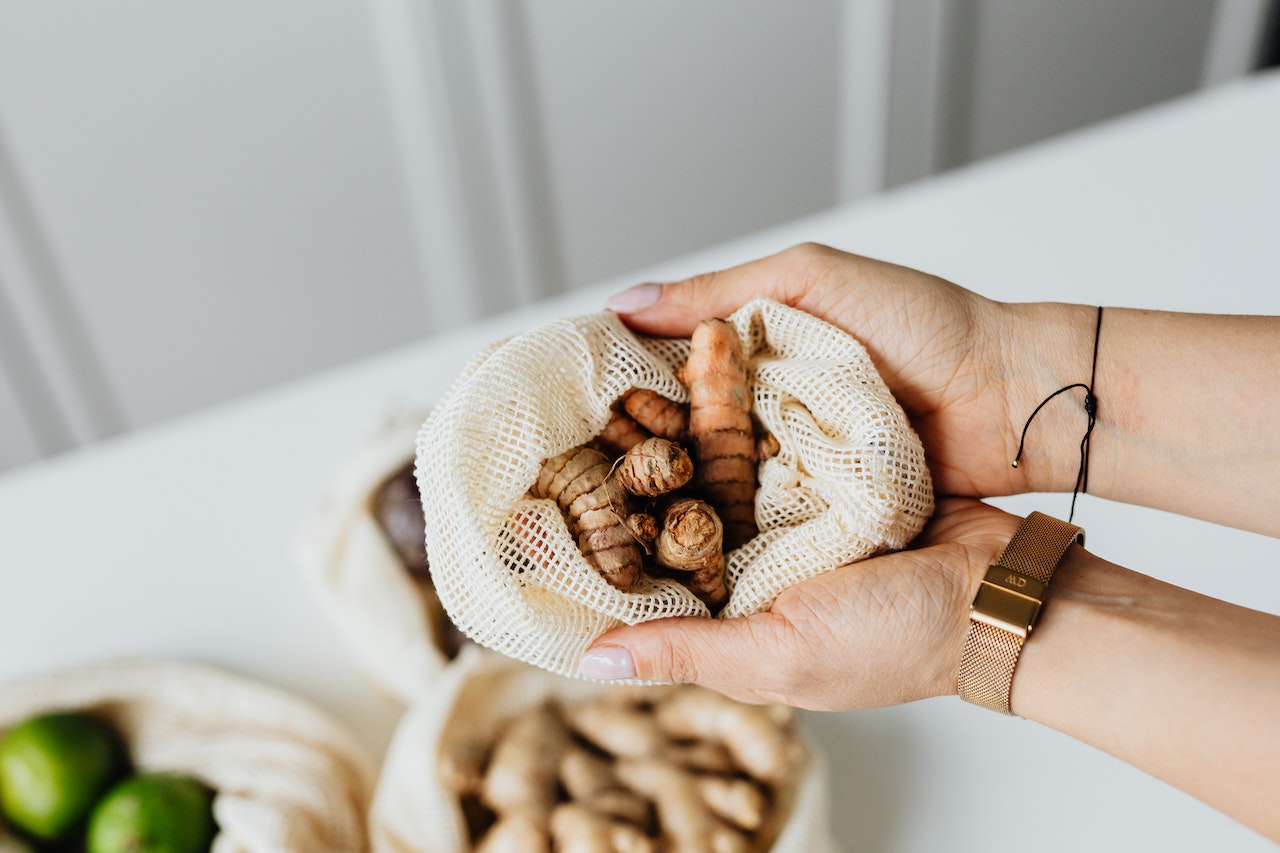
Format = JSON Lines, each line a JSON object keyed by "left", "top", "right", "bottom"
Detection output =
{"left": 969, "top": 566, "right": 1048, "bottom": 638}
{"left": 985, "top": 566, "right": 1046, "bottom": 600}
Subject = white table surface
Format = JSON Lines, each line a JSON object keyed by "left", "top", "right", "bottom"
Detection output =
{"left": 4, "top": 71, "right": 1279, "bottom": 852}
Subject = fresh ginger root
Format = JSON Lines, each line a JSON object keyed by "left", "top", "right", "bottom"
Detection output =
{"left": 560, "top": 745, "right": 652, "bottom": 826}
{"left": 664, "top": 739, "right": 736, "bottom": 776}
{"left": 533, "top": 446, "right": 642, "bottom": 592}
{"left": 474, "top": 806, "right": 550, "bottom": 853}
{"left": 482, "top": 704, "right": 571, "bottom": 813}
{"left": 549, "top": 804, "right": 615, "bottom": 853}
{"left": 452, "top": 685, "right": 803, "bottom": 853}
{"left": 614, "top": 758, "right": 750, "bottom": 853}
{"left": 654, "top": 688, "right": 800, "bottom": 787}
{"left": 623, "top": 389, "right": 689, "bottom": 441}
{"left": 438, "top": 738, "right": 487, "bottom": 797}
{"left": 564, "top": 701, "right": 667, "bottom": 759}
{"left": 654, "top": 498, "right": 727, "bottom": 611}
{"left": 565, "top": 694, "right": 743, "bottom": 783}
{"left": 685, "top": 319, "right": 758, "bottom": 549}
{"left": 551, "top": 804, "right": 655, "bottom": 853}
{"left": 696, "top": 776, "right": 767, "bottom": 832}
{"left": 609, "top": 822, "right": 658, "bottom": 853}
{"left": 560, "top": 745, "right": 616, "bottom": 801}
{"left": 615, "top": 437, "right": 694, "bottom": 497}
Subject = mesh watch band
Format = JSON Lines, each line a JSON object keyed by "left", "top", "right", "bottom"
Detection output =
{"left": 957, "top": 511, "right": 1083, "bottom": 714}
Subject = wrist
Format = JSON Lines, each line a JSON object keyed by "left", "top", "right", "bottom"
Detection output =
{"left": 929, "top": 507, "right": 1024, "bottom": 701}
{"left": 993, "top": 301, "right": 1101, "bottom": 494}
{"left": 953, "top": 511, "right": 1084, "bottom": 713}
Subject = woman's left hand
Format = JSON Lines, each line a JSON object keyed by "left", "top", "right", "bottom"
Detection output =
{"left": 579, "top": 499, "right": 1020, "bottom": 710}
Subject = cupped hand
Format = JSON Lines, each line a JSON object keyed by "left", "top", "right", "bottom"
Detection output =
{"left": 608, "top": 243, "right": 1090, "bottom": 497}
{"left": 579, "top": 499, "right": 1020, "bottom": 710}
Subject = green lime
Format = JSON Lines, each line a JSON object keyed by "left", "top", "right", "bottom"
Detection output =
{"left": 86, "top": 773, "right": 215, "bottom": 853}
{"left": 0, "top": 712, "right": 126, "bottom": 842}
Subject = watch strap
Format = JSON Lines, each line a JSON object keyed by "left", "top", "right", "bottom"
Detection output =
{"left": 957, "top": 511, "right": 1083, "bottom": 714}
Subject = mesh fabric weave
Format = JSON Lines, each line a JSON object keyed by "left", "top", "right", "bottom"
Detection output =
{"left": 415, "top": 299, "right": 934, "bottom": 679}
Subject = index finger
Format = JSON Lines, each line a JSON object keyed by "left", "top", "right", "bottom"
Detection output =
{"left": 604, "top": 243, "right": 841, "bottom": 337}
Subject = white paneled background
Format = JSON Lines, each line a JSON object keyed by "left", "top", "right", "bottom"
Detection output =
{"left": 0, "top": 0, "right": 1273, "bottom": 472}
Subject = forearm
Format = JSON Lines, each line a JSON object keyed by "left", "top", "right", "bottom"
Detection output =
{"left": 1011, "top": 546, "right": 1280, "bottom": 841}
{"left": 1001, "top": 304, "right": 1280, "bottom": 535}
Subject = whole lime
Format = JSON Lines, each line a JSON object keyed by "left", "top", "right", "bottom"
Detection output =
{"left": 0, "top": 712, "right": 126, "bottom": 841}
{"left": 86, "top": 773, "right": 215, "bottom": 853}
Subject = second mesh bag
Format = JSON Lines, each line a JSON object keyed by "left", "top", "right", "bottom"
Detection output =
{"left": 415, "top": 298, "right": 934, "bottom": 679}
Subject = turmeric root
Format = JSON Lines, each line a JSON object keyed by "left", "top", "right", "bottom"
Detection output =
{"left": 615, "top": 437, "right": 694, "bottom": 497}
{"left": 595, "top": 408, "right": 651, "bottom": 455}
{"left": 755, "top": 430, "right": 780, "bottom": 462}
{"left": 623, "top": 389, "right": 689, "bottom": 441}
{"left": 534, "top": 446, "right": 642, "bottom": 592}
{"left": 623, "top": 512, "right": 659, "bottom": 549}
{"left": 685, "top": 319, "right": 758, "bottom": 549}
{"left": 655, "top": 498, "right": 727, "bottom": 611}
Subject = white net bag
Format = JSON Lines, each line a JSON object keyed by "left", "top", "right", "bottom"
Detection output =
{"left": 298, "top": 411, "right": 473, "bottom": 704}
{"left": 416, "top": 298, "right": 933, "bottom": 678}
{"left": 369, "top": 652, "right": 837, "bottom": 853}
{"left": 0, "top": 658, "right": 375, "bottom": 853}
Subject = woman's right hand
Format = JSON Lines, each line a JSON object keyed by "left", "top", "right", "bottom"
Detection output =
{"left": 607, "top": 243, "right": 1097, "bottom": 499}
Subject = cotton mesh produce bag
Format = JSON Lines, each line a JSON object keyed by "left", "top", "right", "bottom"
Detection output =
{"left": 416, "top": 298, "right": 934, "bottom": 678}
{"left": 369, "top": 652, "right": 837, "bottom": 853}
{"left": 0, "top": 659, "right": 375, "bottom": 853}
{"left": 298, "top": 410, "right": 473, "bottom": 704}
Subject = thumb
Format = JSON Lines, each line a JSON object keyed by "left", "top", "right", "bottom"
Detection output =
{"left": 605, "top": 247, "right": 814, "bottom": 337}
{"left": 579, "top": 613, "right": 793, "bottom": 702}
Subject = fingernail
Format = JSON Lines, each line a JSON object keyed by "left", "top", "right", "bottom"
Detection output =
{"left": 578, "top": 646, "right": 636, "bottom": 680}
{"left": 606, "top": 283, "right": 662, "bottom": 313}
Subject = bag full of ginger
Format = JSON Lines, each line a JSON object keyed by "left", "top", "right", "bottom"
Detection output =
{"left": 415, "top": 298, "right": 933, "bottom": 679}
{"left": 369, "top": 653, "right": 838, "bottom": 853}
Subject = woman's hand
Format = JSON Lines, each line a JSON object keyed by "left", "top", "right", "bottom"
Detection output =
{"left": 579, "top": 499, "right": 1020, "bottom": 710}
{"left": 608, "top": 243, "right": 1096, "bottom": 497}
{"left": 611, "top": 242, "right": 1280, "bottom": 533}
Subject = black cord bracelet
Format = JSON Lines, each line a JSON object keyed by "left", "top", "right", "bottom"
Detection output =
{"left": 1011, "top": 305, "right": 1103, "bottom": 523}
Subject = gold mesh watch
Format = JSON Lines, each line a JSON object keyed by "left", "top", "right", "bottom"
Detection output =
{"left": 957, "top": 511, "right": 1084, "bottom": 714}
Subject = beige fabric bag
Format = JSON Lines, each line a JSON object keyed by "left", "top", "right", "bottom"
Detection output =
{"left": 369, "top": 652, "right": 838, "bottom": 853}
{"left": 298, "top": 411, "right": 460, "bottom": 703}
{"left": 0, "top": 659, "right": 375, "bottom": 853}
{"left": 416, "top": 298, "right": 934, "bottom": 679}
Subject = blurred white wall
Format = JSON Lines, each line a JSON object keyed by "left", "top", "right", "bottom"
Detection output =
{"left": 0, "top": 0, "right": 1270, "bottom": 471}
